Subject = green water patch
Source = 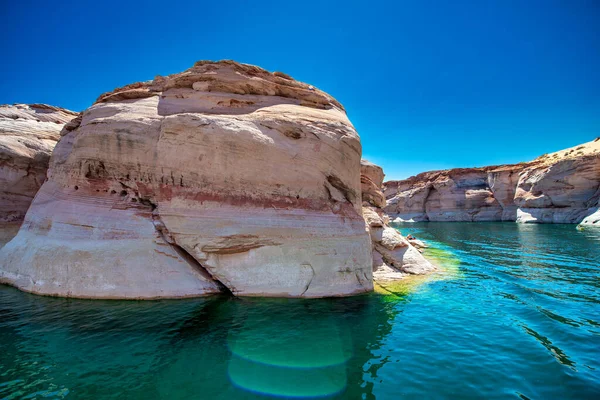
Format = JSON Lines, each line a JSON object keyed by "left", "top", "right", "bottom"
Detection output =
{"left": 227, "top": 305, "right": 352, "bottom": 368}
{"left": 226, "top": 302, "right": 352, "bottom": 397}
{"left": 228, "top": 355, "right": 347, "bottom": 397}
{"left": 374, "top": 275, "right": 429, "bottom": 298}
{"left": 374, "top": 238, "right": 463, "bottom": 298}
{"left": 422, "top": 245, "right": 462, "bottom": 277}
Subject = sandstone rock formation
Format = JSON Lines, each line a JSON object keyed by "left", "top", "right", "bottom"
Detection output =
{"left": 0, "top": 60, "right": 373, "bottom": 299}
{"left": 0, "top": 104, "right": 78, "bottom": 247}
{"left": 360, "top": 159, "right": 386, "bottom": 208}
{"left": 360, "top": 160, "right": 435, "bottom": 280}
{"left": 384, "top": 139, "right": 600, "bottom": 224}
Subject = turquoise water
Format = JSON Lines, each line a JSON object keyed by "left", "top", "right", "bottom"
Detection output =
{"left": 1, "top": 223, "right": 600, "bottom": 399}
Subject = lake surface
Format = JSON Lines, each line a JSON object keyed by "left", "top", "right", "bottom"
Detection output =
{"left": 1, "top": 223, "right": 599, "bottom": 399}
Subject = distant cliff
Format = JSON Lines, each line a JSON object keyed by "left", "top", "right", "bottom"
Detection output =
{"left": 384, "top": 139, "right": 600, "bottom": 225}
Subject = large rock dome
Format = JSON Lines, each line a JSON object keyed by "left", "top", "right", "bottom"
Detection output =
{"left": 0, "top": 61, "right": 372, "bottom": 299}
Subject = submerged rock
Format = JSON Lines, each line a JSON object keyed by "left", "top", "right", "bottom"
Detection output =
{"left": 407, "top": 237, "right": 428, "bottom": 250}
{"left": 0, "top": 104, "right": 78, "bottom": 247}
{"left": 0, "top": 60, "right": 372, "bottom": 299}
{"left": 384, "top": 139, "right": 600, "bottom": 224}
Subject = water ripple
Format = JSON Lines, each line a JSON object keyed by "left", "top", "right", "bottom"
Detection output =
{"left": 1, "top": 223, "right": 600, "bottom": 399}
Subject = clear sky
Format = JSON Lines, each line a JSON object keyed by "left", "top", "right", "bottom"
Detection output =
{"left": 1, "top": 0, "right": 599, "bottom": 180}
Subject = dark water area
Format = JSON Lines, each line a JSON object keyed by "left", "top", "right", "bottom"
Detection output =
{"left": 1, "top": 223, "right": 599, "bottom": 399}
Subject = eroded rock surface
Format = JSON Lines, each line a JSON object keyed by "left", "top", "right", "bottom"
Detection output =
{"left": 0, "top": 61, "right": 372, "bottom": 299}
{"left": 384, "top": 139, "right": 600, "bottom": 224}
{"left": 0, "top": 104, "right": 78, "bottom": 247}
{"left": 361, "top": 159, "right": 386, "bottom": 209}
{"left": 360, "top": 160, "right": 435, "bottom": 281}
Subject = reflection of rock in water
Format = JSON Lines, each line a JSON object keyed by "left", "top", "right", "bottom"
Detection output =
{"left": 0, "top": 286, "right": 399, "bottom": 399}
{"left": 150, "top": 295, "right": 399, "bottom": 399}
{"left": 343, "top": 295, "right": 398, "bottom": 400}
{"left": 0, "top": 287, "right": 227, "bottom": 399}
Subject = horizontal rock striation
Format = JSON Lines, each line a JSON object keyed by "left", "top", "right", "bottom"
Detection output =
{"left": 0, "top": 104, "right": 78, "bottom": 247}
{"left": 384, "top": 139, "right": 600, "bottom": 225}
{"left": 0, "top": 60, "right": 373, "bottom": 299}
{"left": 360, "top": 160, "right": 435, "bottom": 280}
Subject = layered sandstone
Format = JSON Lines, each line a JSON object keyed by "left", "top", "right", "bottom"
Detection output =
{"left": 0, "top": 104, "right": 78, "bottom": 247}
{"left": 0, "top": 60, "right": 373, "bottom": 299}
{"left": 360, "top": 160, "right": 435, "bottom": 280}
{"left": 384, "top": 139, "right": 600, "bottom": 224}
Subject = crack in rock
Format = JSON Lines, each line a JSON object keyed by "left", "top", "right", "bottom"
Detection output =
{"left": 151, "top": 213, "right": 233, "bottom": 296}
{"left": 300, "top": 263, "right": 315, "bottom": 296}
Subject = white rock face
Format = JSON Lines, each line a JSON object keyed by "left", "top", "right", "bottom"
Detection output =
{"left": 0, "top": 104, "right": 78, "bottom": 248}
{"left": 579, "top": 200, "right": 600, "bottom": 226}
{"left": 385, "top": 139, "right": 600, "bottom": 224}
{"left": 0, "top": 61, "right": 372, "bottom": 299}
{"left": 374, "top": 243, "right": 434, "bottom": 275}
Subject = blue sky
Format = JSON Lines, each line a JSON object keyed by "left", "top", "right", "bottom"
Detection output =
{"left": 1, "top": 0, "right": 598, "bottom": 180}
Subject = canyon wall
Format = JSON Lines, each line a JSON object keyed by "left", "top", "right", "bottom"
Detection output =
{"left": 0, "top": 104, "right": 78, "bottom": 247}
{"left": 361, "top": 160, "right": 435, "bottom": 280}
{"left": 0, "top": 61, "right": 373, "bottom": 299}
{"left": 384, "top": 139, "right": 600, "bottom": 225}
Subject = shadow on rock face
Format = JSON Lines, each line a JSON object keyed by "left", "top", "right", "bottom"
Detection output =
{"left": 0, "top": 223, "right": 20, "bottom": 250}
